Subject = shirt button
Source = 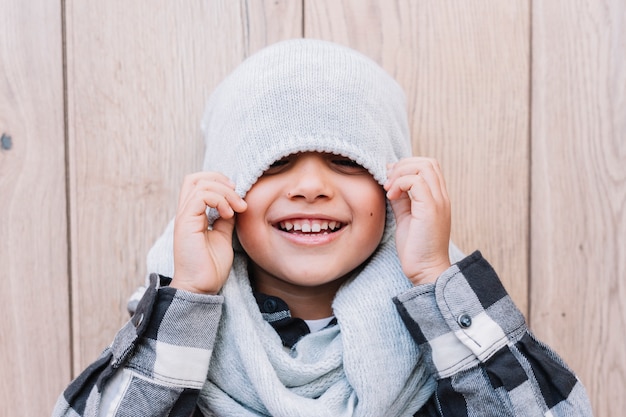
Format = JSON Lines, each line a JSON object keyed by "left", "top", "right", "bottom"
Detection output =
{"left": 457, "top": 314, "right": 472, "bottom": 328}
{"left": 133, "top": 313, "right": 144, "bottom": 328}
{"left": 263, "top": 298, "right": 278, "bottom": 313}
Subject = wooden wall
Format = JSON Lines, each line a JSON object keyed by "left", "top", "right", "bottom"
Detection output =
{"left": 0, "top": 1, "right": 623, "bottom": 415}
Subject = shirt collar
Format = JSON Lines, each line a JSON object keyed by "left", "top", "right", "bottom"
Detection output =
{"left": 253, "top": 292, "right": 337, "bottom": 348}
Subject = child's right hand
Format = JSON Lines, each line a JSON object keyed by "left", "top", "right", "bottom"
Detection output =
{"left": 171, "top": 172, "right": 247, "bottom": 294}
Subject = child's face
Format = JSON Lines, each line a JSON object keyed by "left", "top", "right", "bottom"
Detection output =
{"left": 236, "top": 152, "right": 386, "bottom": 290}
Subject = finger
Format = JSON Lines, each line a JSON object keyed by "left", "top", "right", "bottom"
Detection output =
{"left": 211, "top": 213, "right": 236, "bottom": 237}
{"left": 387, "top": 174, "right": 451, "bottom": 230}
{"left": 189, "top": 179, "right": 247, "bottom": 212}
{"left": 178, "top": 172, "right": 236, "bottom": 207}
{"left": 386, "top": 158, "right": 448, "bottom": 204}
{"left": 386, "top": 173, "right": 435, "bottom": 206}
{"left": 386, "top": 161, "right": 440, "bottom": 202}
{"left": 179, "top": 176, "right": 246, "bottom": 213}
{"left": 178, "top": 174, "right": 236, "bottom": 210}
{"left": 179, "top": 188, "right": 246, "bottom": 220}
{"left": 386, "top": 157, "right": 441, "bottom": 186}
{"left": 387, "top": 156, "right": 443, "bottom": 179}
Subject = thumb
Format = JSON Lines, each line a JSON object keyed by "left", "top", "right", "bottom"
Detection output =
{"left": 210, "top": 214, "right": 236, "bottom": 239}
{"left": 387, "top": 190, "right": 411, "bottom": 220}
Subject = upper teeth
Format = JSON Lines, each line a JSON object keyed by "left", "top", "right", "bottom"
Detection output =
{"left": 279, "top": 219, "right": 342, "bottom": 233}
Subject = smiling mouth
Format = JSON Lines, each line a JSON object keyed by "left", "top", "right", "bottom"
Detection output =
{"left": 276, "top": 219, "right": 344, "bottom": 234}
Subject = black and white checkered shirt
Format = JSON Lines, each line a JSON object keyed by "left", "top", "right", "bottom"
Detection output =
{"left": 53, "top": 252, "right": 593, "bottom": 416}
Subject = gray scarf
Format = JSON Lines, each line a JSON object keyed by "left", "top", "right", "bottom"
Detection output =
{"left": 198, "top": 239, "right": 436, "bottom": 417}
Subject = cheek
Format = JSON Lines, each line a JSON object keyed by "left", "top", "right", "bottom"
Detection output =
{"left": 233, "top": 194, "right": 262, "bottom": 253}
{"left": 374, "top": 201, "right": 388, "bottom": 237}
{"left": 235, "top": 220, "right": 267, "bottom": 268}
{"left": 234, "top": 183, "right": 270, "bottom": 246}
{"left": 358, "top": 186, "right": 387, "bottom": 237}
{"left": 235, "top": 210, "right": 260, "bottom": 251}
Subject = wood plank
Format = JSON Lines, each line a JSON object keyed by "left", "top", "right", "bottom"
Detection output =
{"left": 65, "top": 0, "right": 302, "bottom": 372}
{"left": 0, "top": 0, "right": 70, "bottom": 414}
{"left": 305, "top": 0, "right": 531, "bottom": 313}
{"left": 531, "top": 2, "right": 625, "bottom": 414}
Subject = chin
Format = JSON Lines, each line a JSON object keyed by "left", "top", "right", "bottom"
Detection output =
{"left": 277, "top": 268, "right": 352, "bottom": 288}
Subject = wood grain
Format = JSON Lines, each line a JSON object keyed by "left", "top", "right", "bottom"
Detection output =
{"left": 0, "top": 0, "right": 70, "bottom": 414}
{"left": 305, "top": 0, "right": 531, "bottom": 314}
{"left": 65, "top": 0, "right": 302, "bottom": 372}
{"left": 2, "top": 0, "right": 622, "bottom": 414}
{"left": 531, "top": 1, "right": 626, "bottom": 414}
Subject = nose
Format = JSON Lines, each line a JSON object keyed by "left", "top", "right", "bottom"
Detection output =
{"left": 287, "top": 154, "right": 334, "bottom": 202}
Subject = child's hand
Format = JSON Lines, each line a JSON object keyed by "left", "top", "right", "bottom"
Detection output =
{"left": 171, "top": 172, "right": 247, "bottom": 294}
{"left": 384, "top": 157, "right": 451, "bottom": 285}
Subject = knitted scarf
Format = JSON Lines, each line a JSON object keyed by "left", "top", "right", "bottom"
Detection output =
{"left": 197, "top": 239, "right": 436, "bottom": 417}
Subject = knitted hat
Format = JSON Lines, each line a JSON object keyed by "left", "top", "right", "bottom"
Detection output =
{"left": 201, "top": 38, "right": 412, "bottom": 198}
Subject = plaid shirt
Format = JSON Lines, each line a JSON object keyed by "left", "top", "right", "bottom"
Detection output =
{"left": 53, "top": 251, "right": 593, "bottom": 416}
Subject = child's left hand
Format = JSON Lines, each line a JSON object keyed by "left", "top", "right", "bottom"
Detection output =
{"left": 384, "top": 157, "right": 451, "bottom": 285}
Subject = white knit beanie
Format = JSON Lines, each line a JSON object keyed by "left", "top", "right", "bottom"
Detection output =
{"left": 201, "top": 38, "right": 412, "bottom": 198}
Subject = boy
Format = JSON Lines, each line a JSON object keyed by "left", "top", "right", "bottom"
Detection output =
{"left": 54, "top": 39, "right": 592, "bottom": 416}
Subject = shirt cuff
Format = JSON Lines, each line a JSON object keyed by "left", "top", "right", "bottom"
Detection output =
{"left": 394, "top": 251, "right": 527, "bottom": 379}
{"left": 123, "top": 273, "right": 224, "bottom": 389}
